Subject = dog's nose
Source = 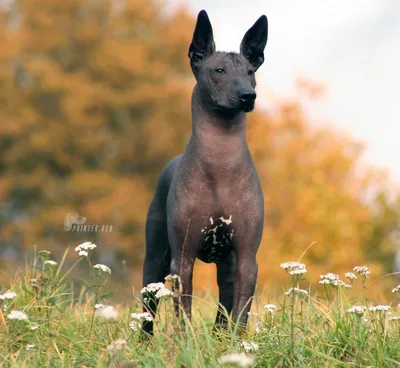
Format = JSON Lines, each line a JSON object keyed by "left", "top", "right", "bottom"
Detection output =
{"left": 239, "top": 90, "right": 256, "bottom": 104}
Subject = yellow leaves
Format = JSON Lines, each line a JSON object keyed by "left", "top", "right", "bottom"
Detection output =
{"left": 0, "top": 0, "right": 397, "bottom": 298}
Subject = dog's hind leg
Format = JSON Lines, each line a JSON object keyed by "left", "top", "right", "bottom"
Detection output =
{"left": 141, "top": 157, "right": 181, "bottom": 337}
{"left": 214, "top": 251, "right": 236, "bottom": 330}
{"left": 141, "top": 205, "right": 171, "bottom": 336}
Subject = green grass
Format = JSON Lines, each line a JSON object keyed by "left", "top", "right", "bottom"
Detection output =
{"left": 1, "top": 247, "right": 400, "bottom": 368}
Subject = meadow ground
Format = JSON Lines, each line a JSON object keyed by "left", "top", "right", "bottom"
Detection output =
{"left": 1, "top": 244, "right": 400, "bottom": 368}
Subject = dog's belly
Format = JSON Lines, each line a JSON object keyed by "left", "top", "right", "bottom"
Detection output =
{"left": 196, "top": 215, "right": 234, "bottom": 263}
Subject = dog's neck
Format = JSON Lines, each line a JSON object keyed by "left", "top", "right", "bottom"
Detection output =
{"left": 190, "top": 87, "right": 247, "bottom": 165}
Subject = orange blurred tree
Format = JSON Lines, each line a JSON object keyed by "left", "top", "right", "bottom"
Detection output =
{"left": 0, "top": 0, "right": 399, "bottom": 290}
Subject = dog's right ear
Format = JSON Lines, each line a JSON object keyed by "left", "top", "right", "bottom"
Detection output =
{"left": 188, "top": 10, "right": 216, "bottom": 78}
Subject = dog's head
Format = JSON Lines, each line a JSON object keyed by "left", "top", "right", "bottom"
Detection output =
{"left": 64, "top": 212, "right": 86, "bottom": 231}
{"left": 189, "top": 10, "right": 268, "bottom": 117}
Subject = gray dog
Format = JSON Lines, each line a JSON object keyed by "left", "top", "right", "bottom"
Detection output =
{"left": 142, "top": 9, "right": 268, "bottom": 336}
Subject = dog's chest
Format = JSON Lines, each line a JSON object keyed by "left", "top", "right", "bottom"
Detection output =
{"left": 196, "top": 215, "right": 234, "bottom": 263}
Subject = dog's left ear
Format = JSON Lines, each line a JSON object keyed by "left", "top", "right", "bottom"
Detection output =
{"left": 240, "top": 15, "right": 268, "bottom": 71}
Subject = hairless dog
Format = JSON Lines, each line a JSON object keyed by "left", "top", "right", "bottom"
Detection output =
{"left": 142, "top": 9, "right": 268, "bottom": 336}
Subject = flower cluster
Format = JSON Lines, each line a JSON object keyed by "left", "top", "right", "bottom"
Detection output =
{"left": 285, "top": 287, "right": 308, "bottom": 297}
{"left": 0, "top": 291, "right": 17, "bottom": 300}
{"left": 75, "top": 241, "right": 97, "bottom": 257}
{"left": 368, "top": 305, "right": 391, "bottom": 313}
{"left": 106, "top": 338, "right": 127, "bottom": 352}
{"left": 44, "top": 260, "right": 57, "bottom": 267}
{"left": 392, "top": 285, "right": 400, "bottom": 294}
{"left": 7, "top": 310, "right": 28, "bottom": 321}
{"left": 347, "top": 306, "right": 367, "bottom": 315}
{"left": 38, "top": 250, "right": 51, "bottom": 258}
{"left": 131, "top": 312, "right": 153, "bottom": 322}
{"left": 280, "top": 262, "right": 307, "bottom": 276}
{"left": 345, "top": 272, "right": 357, "bottom": 281}
{"left": 165, "top": 274, "right": 179, "bottom": 281}
{"left": 129, "top": 312, "right": 153, "bottom": 331}
{"left": 247, "top": 311, "right": 258, "bottom": 317}
{"left": 264, "top": 304, "right": 277, "bottom": 313}
{"left": 95, "top": 305, "right": 118, "bottom": 320}
{"left": 241, "top": 340, "right": 259, "bottom": 352}
{"left": 218, "top": 353, "right": 254, "bottom": 368}
{"left": 93, "top": 264, "right": 111, "bottom": 274}
{"left": 319, "top": 273, "right": 351, "bottom": 288}
{"left": 353, "top": 266, "right": 370, "bottom": 278}
{"left": 141, "top": 282, "right": 173, "bottom": 299}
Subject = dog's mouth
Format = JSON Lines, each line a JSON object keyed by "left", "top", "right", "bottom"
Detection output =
{"left": 241, "top": 99, "right": 255, "bottom": 113}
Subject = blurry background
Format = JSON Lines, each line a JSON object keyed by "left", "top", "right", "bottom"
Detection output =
{"left": 0, "top": 0, "right": 399, "bottom": 298}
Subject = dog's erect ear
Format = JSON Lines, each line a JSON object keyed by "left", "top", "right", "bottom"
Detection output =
{"left": 240, "top": 15, "right": 268, "bottom": 71}
{"left": 188, "top": 10, "right": 216, "bottom": 78}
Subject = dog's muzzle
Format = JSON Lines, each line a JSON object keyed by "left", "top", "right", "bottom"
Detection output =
{"left": 239, "top": 91, "right": 256, "bottom": 112}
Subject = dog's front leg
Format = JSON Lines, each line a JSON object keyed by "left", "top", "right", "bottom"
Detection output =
{"left": 168, "top": 219, "right": 198, "bottom": 323}
{"left": 231, "top": 229, "right": 261, "bottom": 330}
{"left": 232, "top": 255, "right": 258, "bottom": 329}
{"left": 170, "top": 254, "right": 195, "bottom": 322}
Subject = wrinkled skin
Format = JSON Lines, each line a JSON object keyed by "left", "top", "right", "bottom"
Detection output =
{"left": 142, "top": 9, "right": 268, "bottom": 336}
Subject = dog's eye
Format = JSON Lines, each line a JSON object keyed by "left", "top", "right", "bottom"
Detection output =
{"left": 248, "top": 70, "right": 254, "bottom": 75}
{"left": 215, "top": 68, "right": 225, "bottom": 74}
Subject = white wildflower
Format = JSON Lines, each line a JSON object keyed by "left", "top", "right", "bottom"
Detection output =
{"left": 319, "top": 273, "right": 339, "bottom": 286}
{"left": 218, "top": 352, "right": 254, "bottom": 368}
{"left": 165, "top": 274, "right": 179, "bottom": 281}
{"left": 38, "top": 250, "right": 51, "bottom": 257}
{"left": 30, "top": 324, "right": 39, "bottom": 331}
{"left": 345, "top": 272, "right": 357, "bottom": 281}
{"left": 285, "top": 287, "right": 308, "bottom": 297}
{"left": 75, "top": 241, "right": 97, "bottom": 251}
{"left": 130, "top": 312, "right": 153, "bottom": 322}
{"left": 255, "top": 322, "right": 262, "bottom": 334}
{"left": 247, "top": 311, "right": 258, "bottom": 317}
{"left": 0, "top": 291, "right": 17, "bottom": 300}
{"left": 280, "top": 261, "right": 307, "bottom": 275}
{"left": 94, "top": 303, "right": 105, "bottom": 310}
{"left": 264, "top": 304, "right": 277, "bottom": 313}
{"left": 368, "top": 305, "right": 391, "bottom": 313}
{"left": 107, "top": 338, "right": 127, "bottom": 352}
{"left": 75, "top": 242, "right": 97, "bottom": 256}
{"left": 241, "top": 340, "right": 259, "bottom": 352}
{"left": 44, "top": 260, "right": 57, "bottom": 267}
{"left": 30, "top": 279, "right": 38, "bottom": 287}
{"left": 338, "top": 280, "right": 352, "bottom": 289}
{"left": 389, "top": 316, "right": 400, "bottom": 322}
{"left": 96, "top": 305, "right": 118, "bottom": 320}
{"left": 392, "top": 285, "right": 400, "bottom": 293}
{"left": 347, "top": 306, "right": 367, "bottom": 315}
{"left": 7, "top": 310, "right": 28, "bottom": 321}
{"left": 353, "top": 266, "right": 370, "bottom": 278}
{"left": 26, "top": 344, "right": 35, "bottom": 350}
{"left": 155, "top": 287, "right": 173, "bottom": 299}
{"left": 319, "top": 273, "right": 350, "bottom": 288}
{"left": 129, "top": 320, "right": 140, "bottom": 331}
{"left": 140, "top": 282, "right": 165, "bottom": 294}
{"left": 93, "top": 264, "right": 111, "bottom": 274}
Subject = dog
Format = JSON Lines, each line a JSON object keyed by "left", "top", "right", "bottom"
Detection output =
{"left": 142, "top": 9, "right": 268, "bottom": 335}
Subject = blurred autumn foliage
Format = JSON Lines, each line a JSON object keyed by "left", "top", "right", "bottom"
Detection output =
{"left": 0, "top": 0, "right": 399, "bottom": 295}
